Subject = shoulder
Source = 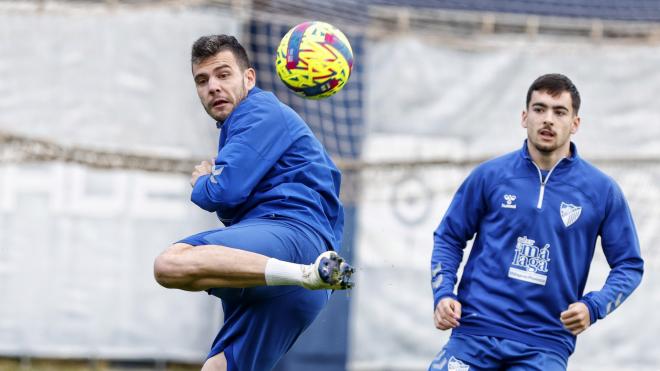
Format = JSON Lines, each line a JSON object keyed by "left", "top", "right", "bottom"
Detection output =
{"left": 569, "top": 157, "right": 626, "bottom": 209}
{"left": 574, "top": 157, "right": 610, "bottom": 180}
{"left": 245, "top": 88, "right": 279, "bottom": 106}
{"left": 227, "top": 88, "right": 288, "bottom": 130}
{"left": 470, "top": 149, "right": 521, "bottom": 180}
{"left": 245, "top": 88, "right": 311, "bottom": 135}
{"left": 574, "top": 157, "right": 619, "bottom": 191}
{"left": 236, "top": 88, "right": 281, "bottom": 115}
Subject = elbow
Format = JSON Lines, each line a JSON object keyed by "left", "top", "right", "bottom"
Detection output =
{"left": 153, "top": 244, "right": 194, "bottom": 289}
{"left": 216, "top": 189, "right": 248, "bottom": 209}
{"left": 621, "top": 255, "right": 645, "bottom": 290}
{"left": 631, "top": 255, "right": 644, "bottom": 280}
{"left": 636, "top": 259, "right": 644, "bottom": 285}
{"left": 192, "top": 188, "right": 247, "bottom": 212}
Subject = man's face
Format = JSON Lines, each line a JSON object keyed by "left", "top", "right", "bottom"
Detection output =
{"left": 522, "top": 90, "right": 580, "bottom": 154}
{"left": 192, "top": 50, "right": 256, "bottom": 122}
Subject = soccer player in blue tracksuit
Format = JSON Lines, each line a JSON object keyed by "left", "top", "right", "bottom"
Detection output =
{"left": 429, "top": 74, "right": 643, "bottom": 370}
{"left": 153, "top": 35, "right": 353, "bottom": 371}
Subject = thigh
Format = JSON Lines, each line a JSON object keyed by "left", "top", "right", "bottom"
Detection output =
{"left": 502, "top": 339, "right": 567, "bottom": 371}
{"left": 429, "top": 334, "right": 502, "bottom": 371}
{"left": 210, "top": 286, "right": 329, "bottom": 371}
{"left": 179, "top": 218, "right": 326, "bottom": 301}
{"left": 178, "top": 218, "right": 322, "bottom": 263}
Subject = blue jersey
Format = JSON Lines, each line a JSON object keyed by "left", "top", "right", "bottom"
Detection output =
{"left": 431, "top": 141, "right": 643, "bottom": 359}
{"left": 191, "top": 87, "right": 344, "bottom": 251}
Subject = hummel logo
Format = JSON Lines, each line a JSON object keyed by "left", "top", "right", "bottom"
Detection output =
{"left": 209, "top": 165, "right": 225, "bottom": 184}
{"left": 501, "top": 194, "right": 517, "bottom": 209}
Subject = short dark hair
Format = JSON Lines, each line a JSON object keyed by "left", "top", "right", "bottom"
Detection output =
{"left": 526, "top": 73, "right": 581, "bottom": 114}
{"left": 191, "top": 35, "right": 251, "bottom": 70}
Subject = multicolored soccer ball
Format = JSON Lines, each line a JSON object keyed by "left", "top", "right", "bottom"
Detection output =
{"left": 276, "top": 21, "right": 353, "bottom": 99}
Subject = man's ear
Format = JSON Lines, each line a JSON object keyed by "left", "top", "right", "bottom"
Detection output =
{"left": 245, "top": 68, "right": 256, "bottom": 90}
{"left": 571, "top": 115, "right": 581, "bottom": 135}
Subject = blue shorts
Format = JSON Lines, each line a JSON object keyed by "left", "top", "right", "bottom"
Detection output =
{"left": 178, "top": 217, "right": 330, "bottom": 371}
{"left": 429, "top": 334, "right": 567, "bottom": 371}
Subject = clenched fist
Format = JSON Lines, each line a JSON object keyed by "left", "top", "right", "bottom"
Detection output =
{"left": 560, "top": 302, "right": 591, "bottom": 336}
{"left": 434, "top": 297, "right": 462, "bottom": 330}
{"left": 190, "top": 159, "right": 214, "bottom": 187}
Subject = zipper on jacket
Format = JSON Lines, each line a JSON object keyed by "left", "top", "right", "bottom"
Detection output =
{"left": 532, "top": 159, "right": 564, "bottom": 209}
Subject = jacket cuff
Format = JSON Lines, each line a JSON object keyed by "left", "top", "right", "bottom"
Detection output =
{"left": 191, "top": 174, "right": 214, "bottom": 211}
{"left": 579, "top": 297, "right": 598, "bottom": 325}
{"left": 433, "top": 291, "right": 458, "bottom": 309}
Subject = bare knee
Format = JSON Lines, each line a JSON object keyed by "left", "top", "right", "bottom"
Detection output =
{"left": 201, "top": 352, "right": 227, "bottom": 371}
{"left": 153, "top": 243, "right": 194, "bottom": 289}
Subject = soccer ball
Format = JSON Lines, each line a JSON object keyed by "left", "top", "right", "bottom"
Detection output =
{"left": 275, "top": 21, "right": 353, "bottom": 99}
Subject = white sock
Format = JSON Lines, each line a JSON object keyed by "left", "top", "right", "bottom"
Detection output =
{"left": 264, "top": 258, "right": 306, "bottom": 286}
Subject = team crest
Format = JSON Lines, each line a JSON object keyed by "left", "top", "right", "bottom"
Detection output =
{"left": 560, "top": 202, "right": 582, "bottom": 227}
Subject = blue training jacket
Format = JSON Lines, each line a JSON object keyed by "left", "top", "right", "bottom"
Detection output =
{"left": 431, "top": 140, "right": 643, "bottom": 359}
{"left": 191, "top": 87, "right": 344, "bottom": 251}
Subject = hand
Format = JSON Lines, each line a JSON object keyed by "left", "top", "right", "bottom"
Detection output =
{"left": 190, "top": 159, "right": 213, "bottom": 187}
{"left": 560, "top": 302, "right": 591, "bottom": 336}
{"left": 434, "top": 297, "right": 462, "bottom": 330}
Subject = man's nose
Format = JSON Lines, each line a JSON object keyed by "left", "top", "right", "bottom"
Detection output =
{"left": 543, "top": 111, "right": 554, "bottom": 125}
{"left": 208, "top": 77, "right": 222, "bottom": 94}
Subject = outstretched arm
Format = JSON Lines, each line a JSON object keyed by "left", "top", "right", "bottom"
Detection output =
{"left": 431, "top": 168, "right": 487, "bottom": 329}
{"left": 571, "top": 183, "right": 644, "bottom": 333}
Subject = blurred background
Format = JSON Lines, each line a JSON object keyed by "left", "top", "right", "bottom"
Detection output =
{"left": 1, "top": 0, "right": 659, "bottom": 370}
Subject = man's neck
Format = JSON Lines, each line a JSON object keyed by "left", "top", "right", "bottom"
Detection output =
{"left": 528, "top": 142, "right": 570, "bottom": 170}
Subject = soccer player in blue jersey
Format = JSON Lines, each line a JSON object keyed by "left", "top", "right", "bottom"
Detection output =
{"left": 429, "top": 74, "right": 644, "bottom": 370}
{"left": 153, "top": 35, "right": 353, "bottom": 371}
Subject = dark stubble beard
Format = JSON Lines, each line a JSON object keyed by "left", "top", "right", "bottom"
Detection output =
{"left": 214, "top": 79, "right": 248, "bottom": 125}
{"left": 532, "top": 134, "right": 568, "bottom": 154}
{"left": 533, "top": 141, "right": 558, "bottom": 154}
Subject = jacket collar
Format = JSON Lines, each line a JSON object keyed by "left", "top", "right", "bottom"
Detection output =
{"left": 215, "top": 87, "right": 261, "bottom": 129}
{"left": 520, "top": 139, "right": 579, "bottom": 165}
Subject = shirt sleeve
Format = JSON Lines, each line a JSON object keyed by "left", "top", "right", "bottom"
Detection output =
{"left": 579, "top": 181, "right": 644, "bottom": 325}
{"left": 431, "top": 167, "right": 488, "bottom": 308}
{"left": 191, "top": 98, "right": 293, "bottom": 212}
